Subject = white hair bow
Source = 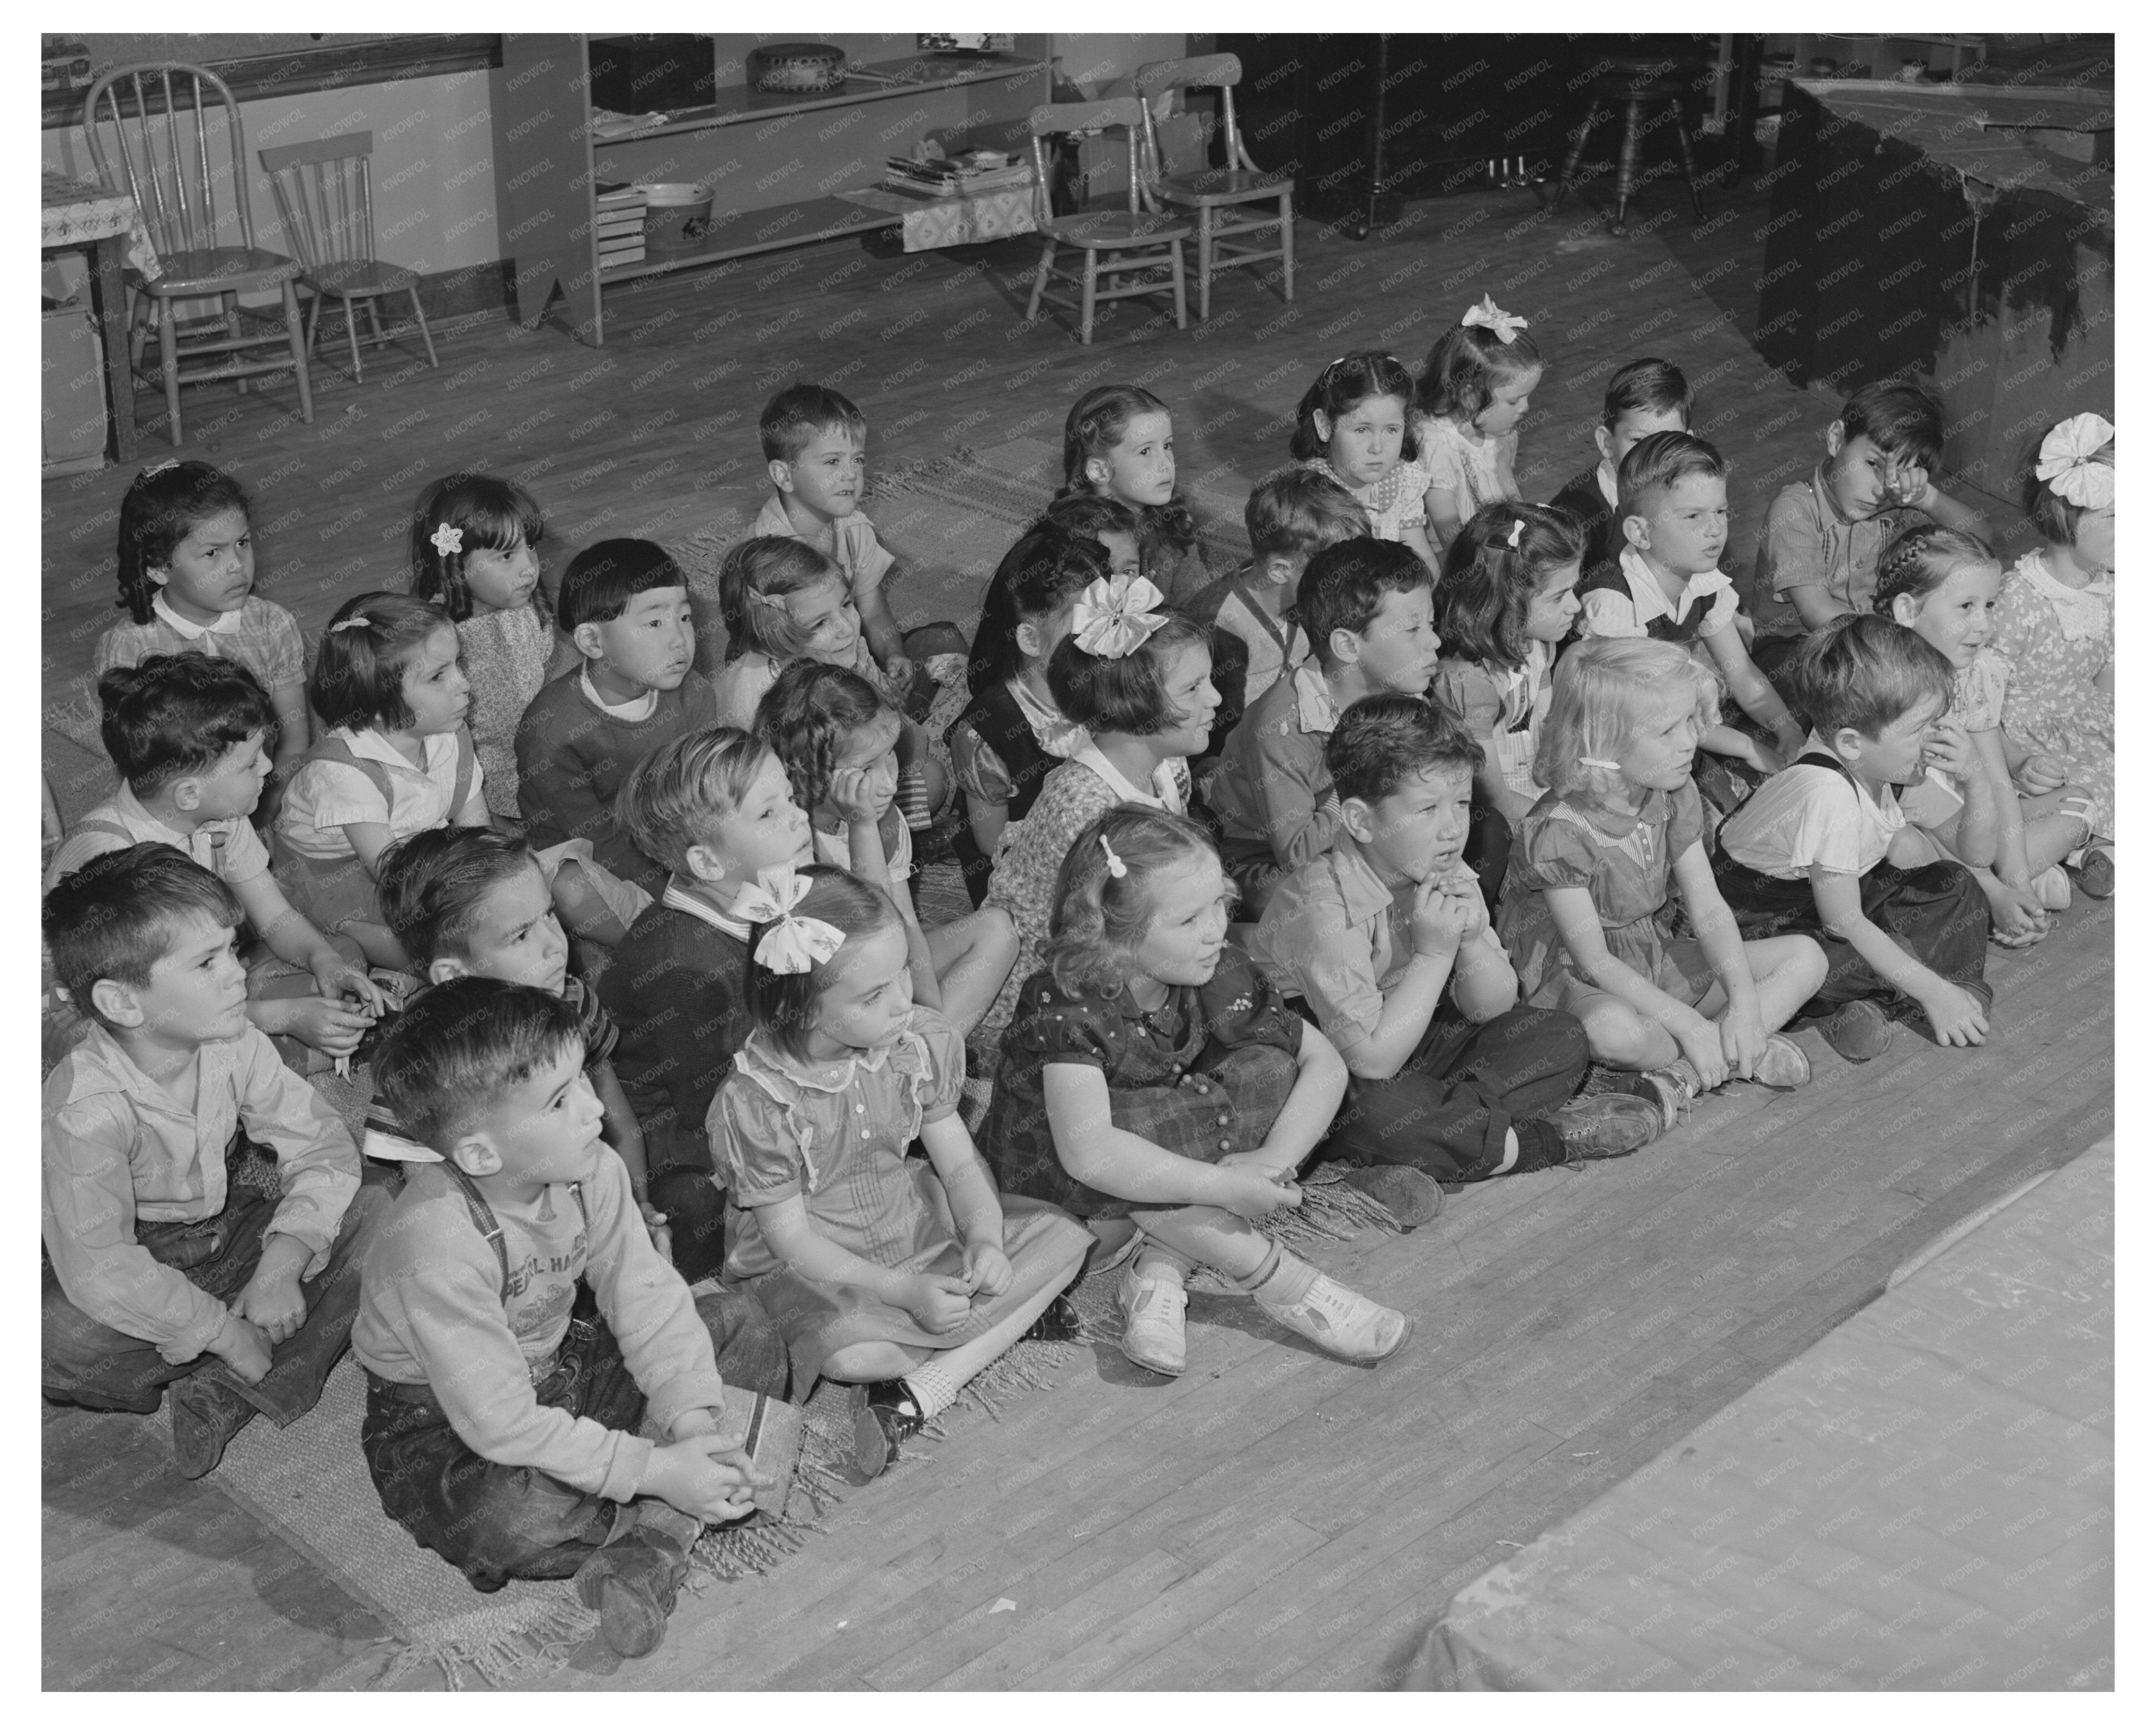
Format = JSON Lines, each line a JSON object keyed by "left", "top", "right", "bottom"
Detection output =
{"left": 1461, "top": 294, "right": 1530, "bottom": 344}
{"left": 430, "top": 523, "right": 465, "bottom": 557}
{"left": 1071, "top": 574, "right": 1170, "bottom": 661}
{"left": 2035, "top": 412, "right": 2115, "bottom": 509}
{"left": 734, "top": 871, "right": 845, "bottom": 974}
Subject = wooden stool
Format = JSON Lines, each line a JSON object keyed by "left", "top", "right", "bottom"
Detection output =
{"left": 1550, "top": 63, "right": 1706, "bottom": 234}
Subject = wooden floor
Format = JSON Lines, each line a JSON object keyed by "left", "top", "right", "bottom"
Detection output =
{"left": 40, "top": 170, "right": 2109, "bottom": 1691}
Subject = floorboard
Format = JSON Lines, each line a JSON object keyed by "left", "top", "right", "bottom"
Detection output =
{"left": 42, "top": 164, "right": 2109, "bottom": 1691}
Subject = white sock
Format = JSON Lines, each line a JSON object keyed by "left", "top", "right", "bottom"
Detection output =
{"left": 902, "top": 1362, "right": 960, "bottom": 1420}
{"left": 1495, "top": 1128, "right": 1520, "bottom": 1174}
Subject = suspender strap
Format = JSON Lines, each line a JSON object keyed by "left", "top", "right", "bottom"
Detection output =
{"left": 441, "top": 1163, "right": 590, "bottom": 1303}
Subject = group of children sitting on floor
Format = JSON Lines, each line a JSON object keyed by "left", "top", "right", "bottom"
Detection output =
{"left": 42, "top": 296, "right": 2116, "bottom": 1661}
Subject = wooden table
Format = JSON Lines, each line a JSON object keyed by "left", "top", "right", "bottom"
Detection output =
{"left": 41, "top": 169, "right": 161, "bottom": 465}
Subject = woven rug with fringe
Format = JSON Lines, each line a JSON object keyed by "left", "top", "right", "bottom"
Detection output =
{"left": 206, "top": 1172, "right": 1395, "bottom": 1688}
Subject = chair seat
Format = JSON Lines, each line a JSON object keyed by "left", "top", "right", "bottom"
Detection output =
{"left": 303, "top": 257, "right": 420, "bottom": 296}
{"left": 131, "top": 246, "right": 302, "bottom": 295}
{"left": 1041, "top": 209, "right": 1193, "bottom": 249}
{"left": 1591, "top": 71, "right": 1684, "bottom": 104}
{"left": 1159, "top": 167, "right": 1293, "bottom": 205}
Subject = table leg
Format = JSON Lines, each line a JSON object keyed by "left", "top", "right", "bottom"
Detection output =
{"left": 91, "top": 236, "right": 136, "bottom": 464}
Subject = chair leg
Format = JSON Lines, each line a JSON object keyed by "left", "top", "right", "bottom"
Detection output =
{"left": 364, "top": 297, "right": 386, "bottom": 352}
{"left": 1195, "top": 207, "right": 1213, "bottom": 322}
{"left": 159, "top": 300, "right": 183, "bottom": 447}
{"left": 1026, "top": 238, "right": 1055, "bottom": 322}
{"left": 1278, "top": 192, "right": 1296, "bottom": 302}
{"left": 1078, "top": 250, "right": 1098, "bottom": 346}
{"left": 1167, "top": 238, "right": 1188, "bottom": 331}
{"left": 343, "top": 295, "right": 364, "bottom": 383}
{"left": 1552, "top": 100, "right": 1603, "bottom": 210}
{"left": 1670, "top": 98, "right": 1705, "bottom": 219}
{"left": 408, "top": 286, "right": 441, "bottom": 368}
{"left": 304, "top": 292, "right": 322, "bottom": 360}
{"left": 225, "top": 291, "right": 247, "bottom": 394}
{"left": 283, "top": 280, "right": 315, "bottom": 424}
{"left": 1613, "top": 98, "right": 1645, "bottom": 230}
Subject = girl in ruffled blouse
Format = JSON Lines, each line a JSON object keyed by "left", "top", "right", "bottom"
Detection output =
{"left": 1414, "top": 295, "right": 1543, "bottom": 555}
{"left": 1288, "top": 350, "right": 1438, "bottom": 572}
{"left": 711, "top": 866, "right": 1090, "bottom": 1477}
{"left": 1989, "top": 412, "right": 2115, "bottom": 896}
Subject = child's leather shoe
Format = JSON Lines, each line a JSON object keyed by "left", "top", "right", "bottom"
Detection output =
{"left": 1336, "top": 1163, "right": 1446, "bottom": 1230}
{"left": 1551, "top": 1094, "right": 1663, "bottom": 1160}
{"left": 1822, "top": 999, "right": 1893, "bottom": 1063}
{"left": 168, "top": 1372, "right": 258, "bottom": 1480}
{"left": 1254, "top": 1268, "right": 1410, "bottom": 1364}
{"left": 1116, "top": 1264, "right": 1188, "bottom": 1377}
{"left": 852, "top": 1379, "right": 928, "bottom": 1479}
{"left": 574, "top": 1522, "right": 693, "bottom": 1659}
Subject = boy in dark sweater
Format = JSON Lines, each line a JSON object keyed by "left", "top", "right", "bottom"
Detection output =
{"left": 600, "top": 726, "right": 817, "bottom": 1281}
{"left": 516, "top": 538, "right": 718, "bottom": 896}
{"left": 1547, "top": 357, "right": 1692, "bottom": 574}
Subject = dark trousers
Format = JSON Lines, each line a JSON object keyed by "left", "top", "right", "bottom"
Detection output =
{"left": 1321, "top": 1002, "right": 1589, "bottom": 1181}
{"left": 360, "top": 1283, "right": 790, "bottom": 1592}
{"left": 649, "top": 1164, "right": 728, "bottom": 1286}
{"left": 1709, "top": 851, "right": 1992, "bottom": 1026}
{"left": 42, "top": 1134, "right": 390, "bottom": 1424}
{"left": 1463, "top": 797, "right": 1512, "bottom": 914}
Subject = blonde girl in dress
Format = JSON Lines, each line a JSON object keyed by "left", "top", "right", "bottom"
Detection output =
{"left": 1494, "top": 636, "right": 1827, "bottom": 1120}
{"left": 408, "top": 473, "right": 564, "bottom": 822}
{"left": 1431, "top": 501, "right": 1587, "bottom": 904}
{"left": 1989, "top": 412, "right": 2115, "bottom": 897}
{"left": 1414, "top": 295, "right": 1544, "bottom": 555}
{"left": 711, "top": 866, "right": 1090, "bottom": 1476}
{"left": 1287, "top": 351, "right": 1439, "bottom": 573}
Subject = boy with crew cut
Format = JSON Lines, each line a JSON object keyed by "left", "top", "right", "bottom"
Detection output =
{"left": 353, "top": 977, "right": 790, "bottom": 1659}
{"left": 1711, "top": 613, "right": 1992, "bottom": 1062}
{"left": 1208, "top": 537, "right": 1443, "bottom": 915}
{"left": 45, "top": 653, "right": 386, "bottom": 1065}
{"left": 1251, "top": 696, "right": 1658, "bottom": 1196}
{"left": 42, "top": 845, "right": 386, "bottom": 1477}
{"left": 515, "top": 538, "right": 718, "bottom": 896}
{"left": 1180, "top": 466, "right": 1373, "bottom": 716}
{"left": 1547, "top": 357, "right": 1694, "bottom": 574}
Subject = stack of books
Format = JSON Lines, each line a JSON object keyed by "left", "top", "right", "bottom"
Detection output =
{"left": 596, "top": 183, "right": 648, "bottom": 270}
{"left": 882, "top": 151, "right": 1034, "bottom": 199}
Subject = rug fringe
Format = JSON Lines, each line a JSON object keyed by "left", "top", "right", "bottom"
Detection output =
{"left": 382, "top": 1595, "right": 600, "bottom": 1691}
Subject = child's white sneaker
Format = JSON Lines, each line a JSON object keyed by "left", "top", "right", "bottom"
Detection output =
{"left": 2032, "top": 866, "right": 2073, "bottom": 911}
{"left": 1117, "top": 1265, "right": 1188, "bottom": 1377}
{"left": 1255, "top": 1269, "right": 1410, "bottom": 1364}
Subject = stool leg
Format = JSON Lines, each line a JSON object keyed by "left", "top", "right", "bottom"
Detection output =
{"left": 1278, "top": 192, "right": 1296, "bottom": 302}
{"left": 408, "top": 287, "right": 441, "bottom": 368}
{"left": 1613, "top": 98, "right": 1645, "bottom": 230}
{"left": 1670, "top": 98, "right": 1705, "bottom": 219}
{"left": 1026, "top": 238, "right": 1055, "bottom": 322}
{"left": 1195, "top": 206, "right": 1213, "bottom": 322}
{"left": 1552, "top": 101, "right": 1603, "bottom": 211}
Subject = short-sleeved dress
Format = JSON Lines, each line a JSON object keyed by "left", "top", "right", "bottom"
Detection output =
{"left": 1413, "top": 412, "right": 1519, "bottom": 521}
{"left": 984, "top": 945, "right": 1303, "bottom": 1220}
{"left": 454, "top": 596, "right": 558, "bottom": 819}
{"left": 712, "top": 1005, "right": 1087, "bottom": 1379}
{"left": 1295, "top": 456, "right": 1431, "bottom": 544}
{"left": 1898, "top": 648, "right": 2010, "bottom": 832}
{"left": 1991, "top": 551, "right": 2114, "bottom": 840}
{"left": 1432, "top": 643, "right": 1553, "bottom": 801}
{"left": 1495, "top": 781, "right": 1716, "bottom": 1008}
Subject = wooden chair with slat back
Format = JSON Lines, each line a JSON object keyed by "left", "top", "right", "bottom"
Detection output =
{"left": 81, "top": 63, "right": 313, "bottom": 447}
{"left": 258, "top": 131, "right": 440, "bottom": 384}
{"left": 1134, "top": 54, "right": 1296, "bottom": 322}
{"left": 1024, "top": 99, "right": 1191, "bottom": 346}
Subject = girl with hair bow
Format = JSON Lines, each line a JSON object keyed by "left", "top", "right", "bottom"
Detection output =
{"left": 712, "top": 864, "right": 1092, "bottom": 1479}
{"left": 1987, "top": 412, "right": 2117, "bottom": 894}
{"left": 1414, "top": 295, "right": 1547, "bottom": 554}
